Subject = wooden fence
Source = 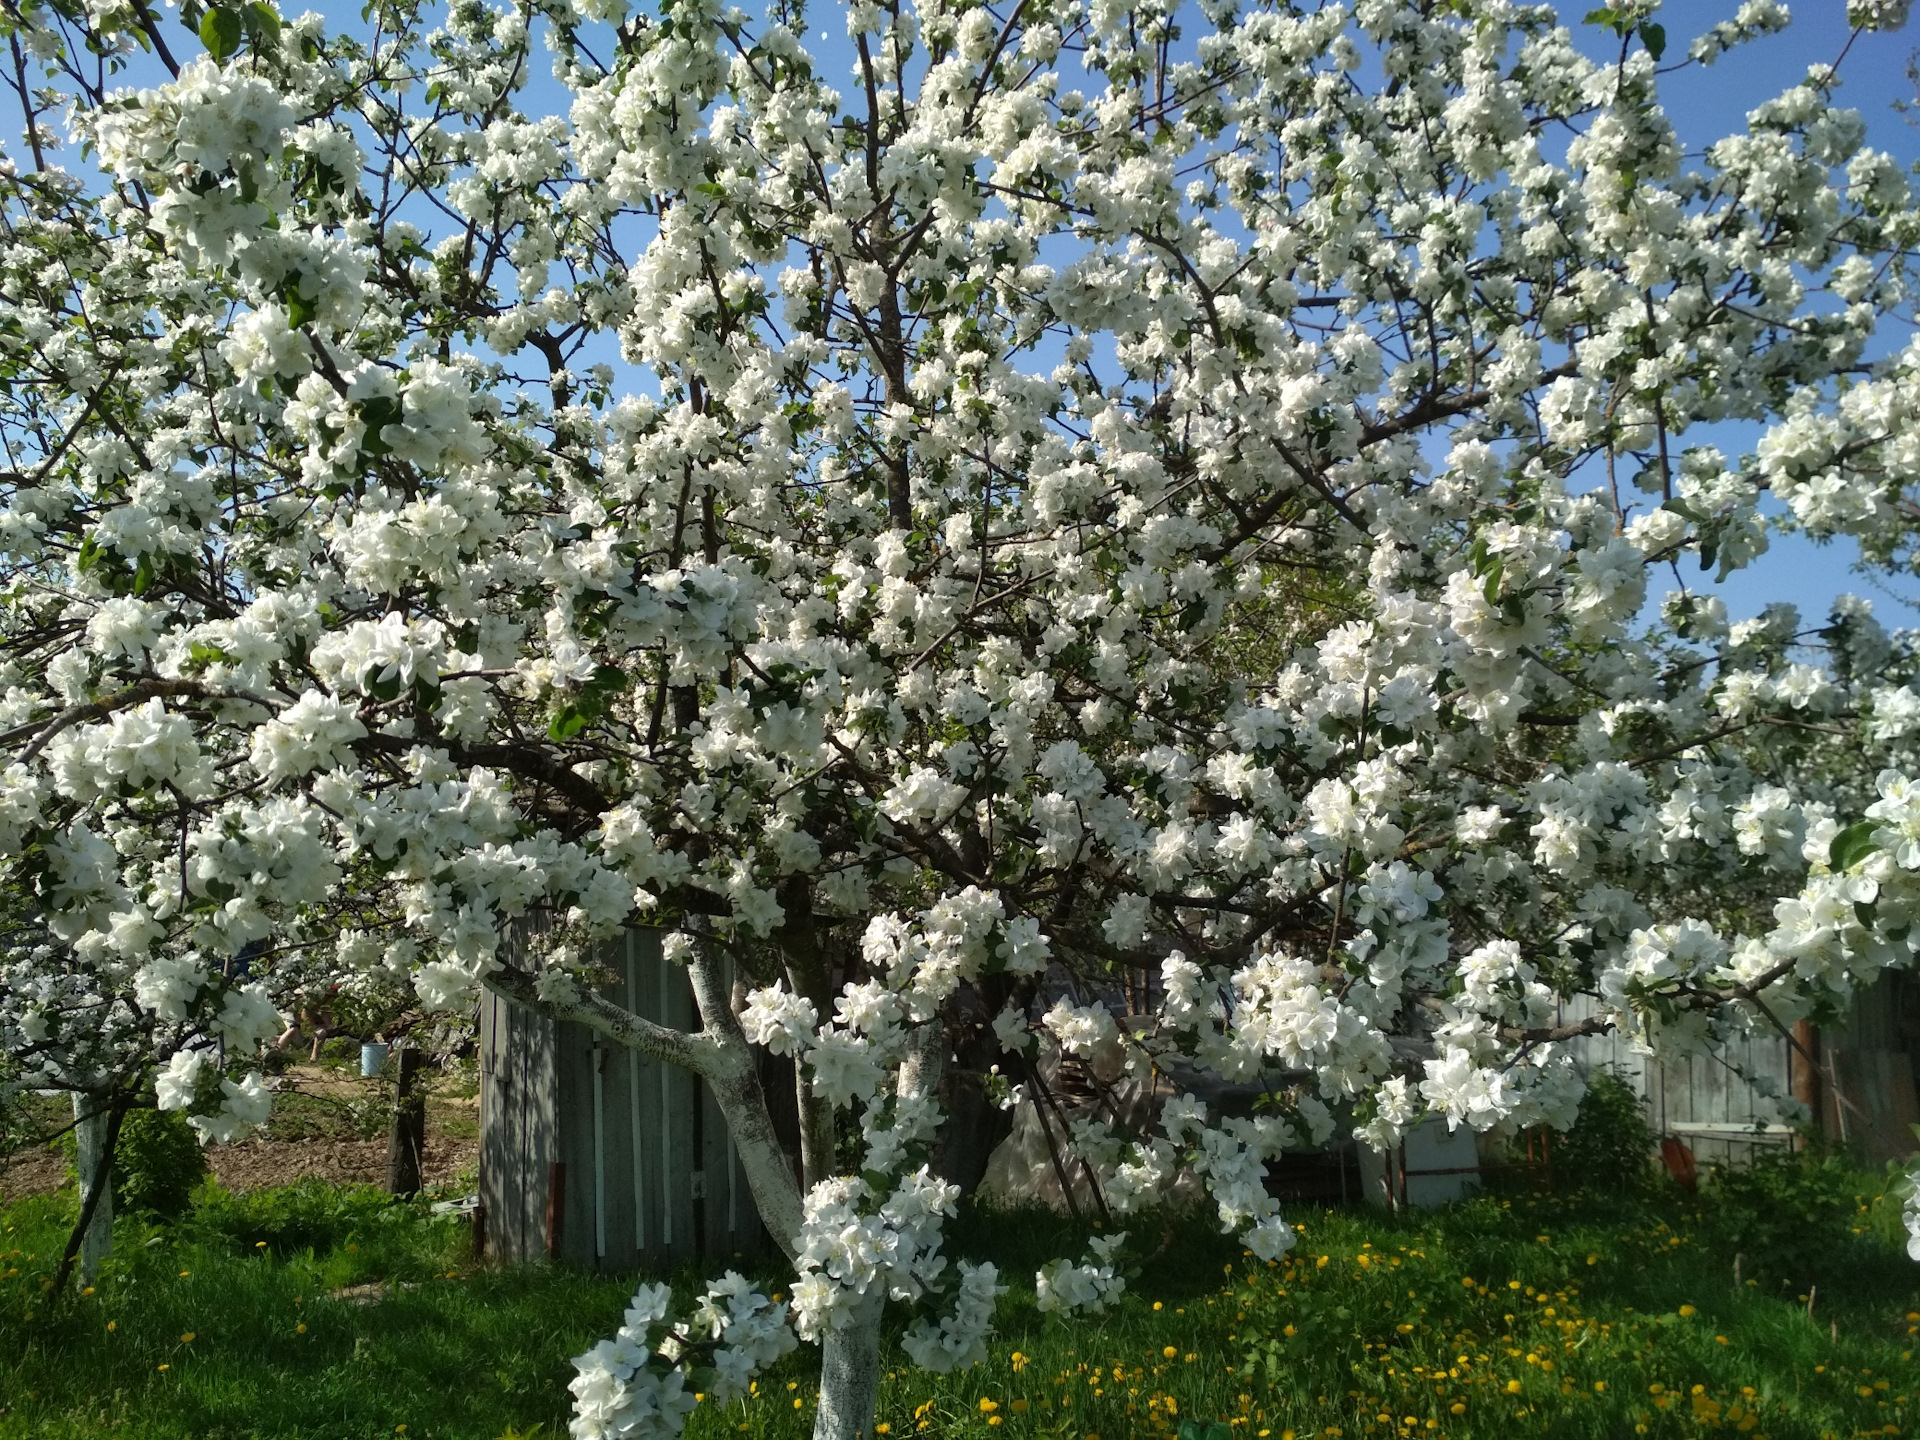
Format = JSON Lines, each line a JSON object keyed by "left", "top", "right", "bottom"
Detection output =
{"left": 1557, "top": 970, "right": 1920, "bottom": 1168}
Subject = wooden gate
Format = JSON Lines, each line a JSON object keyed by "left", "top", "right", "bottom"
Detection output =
{"left": 478, "top": 929, "right": 766, "bottom": 1269}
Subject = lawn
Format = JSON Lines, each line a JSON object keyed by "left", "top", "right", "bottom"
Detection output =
{"left": 0, "top": 1155, "right": 1914, "bottom": 1440}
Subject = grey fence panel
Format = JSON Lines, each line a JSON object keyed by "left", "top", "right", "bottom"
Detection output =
{"left": 1553, "top": 992, "right": 1794, "bottom": 1169}
{"left": 556, "top": 1015, "right": 596, "bottom": 1267}
{"left": 658, "top": 947, "right": 698, "bottom": 1260}
{"left": 597, "top": 937, "right": 639, "bottom": 1269}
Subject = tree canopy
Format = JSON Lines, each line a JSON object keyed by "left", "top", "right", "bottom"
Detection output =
{"left": 2, "top": 0, "right": 1920, "bottom": 1434}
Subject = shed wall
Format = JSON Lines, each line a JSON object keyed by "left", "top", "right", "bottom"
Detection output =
{"left": 479, "top": 929, "right": 767, "bottom": 1269}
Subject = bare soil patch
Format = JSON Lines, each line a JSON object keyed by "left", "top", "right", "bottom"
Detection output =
{"left": 0, "top": 1063, "right": 479, "bottom": 1200}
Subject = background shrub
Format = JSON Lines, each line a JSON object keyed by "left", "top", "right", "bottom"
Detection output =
{"left": 112, "top": 1107, "right": 207, "bottom": 1220}
{"left": 1702, "top": 1143, "right": 1861, "bottom": 1285}
{"left": 1548, "top": 1068, "right": 1656, "bottom": 1192}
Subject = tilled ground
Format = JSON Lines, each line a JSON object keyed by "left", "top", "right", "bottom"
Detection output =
{"left": 0, "top": 1063, "right": 480, "bottom": 1200}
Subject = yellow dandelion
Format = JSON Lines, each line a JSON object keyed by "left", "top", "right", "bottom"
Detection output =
{"left": 1506, "top": 1380, "right": 1523, "bottom": 1394}
{"left": 979, "top": 1399, "right": 998, "bottom": 1414}
{"left": 1164, "top": 1346, "right": 1178, "bottom": 1358}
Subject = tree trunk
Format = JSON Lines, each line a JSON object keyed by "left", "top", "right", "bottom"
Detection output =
{"left": 796, "top": 1065, "right": 835, "bottom": 1193}
{"left": 812, "top": 1290, "right": 885, "bottom": 1440}
{"left": 70, "top": 1091, "right": 115, "bottom": 1281}
{"left": 811, "top": 1028, "right": 945, "bottom": 1439}
{"left": 385, "top": 1044, "right": 426, "bottom": 1196}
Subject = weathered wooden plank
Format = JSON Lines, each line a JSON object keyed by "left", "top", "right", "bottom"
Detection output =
{"left": 598, "top": 933, "right": 638, "bottom": 1270}
{"left": 633, "top": 929, "right": 673, "bottom": 1262}
{"left": 525, "top": 995, "right": 558, "bottom": 1261}
{"left": 659, "top": 947, "right": 697, "bottom": 1257}
{"left": 498, "top": 991, "right": 524, "bottom": 1262}
{"left": 478, "top": 989, "right": 504, "bottom": 1260}
{"left": 553, "top": 1015, "right": 595, "bottom": 1267}
{"left": 627, "top": 932, "right": 656, "bottom": 1260}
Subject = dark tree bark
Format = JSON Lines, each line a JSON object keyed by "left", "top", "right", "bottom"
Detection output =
{"left": 386, "top": 1045, "right": 427, "bottom": 1196}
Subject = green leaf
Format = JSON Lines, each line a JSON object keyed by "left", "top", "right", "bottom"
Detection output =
{"left": 1661, "top": 496, "right": 1703, "bottom": 523}
{"left": 200, "top": 4, "right": 243, "bottom": 61}
{"left": 285, "top": 286, "right": 316, "bottom": 329}
{"left": 547, "top": 704, "right": 589, "bottom": 742}
{"left": 1638, "top": 22, "right": 1667, "bottom": 61}
{"left": 1827, "top": 819, "right": 1881, "bottom": 873}
{"left": 244, "top": 0, "right": 283, "bottom": 48}
{"left": 1178, "top": 1423, "right": 1234, "bottom": 1440}
{"left": 358, "top": 394, "right": 402, "bottom": 456}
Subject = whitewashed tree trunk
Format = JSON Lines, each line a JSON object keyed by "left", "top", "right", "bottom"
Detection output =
{"left": 809, "top": 1025, "right": 947, "bottom": 1440}
{"left": 813, "top": 1290, "right": 885, "bottom": 1440}
{"left": 71, "top": 1091, "right": 113, "bottom": 1279}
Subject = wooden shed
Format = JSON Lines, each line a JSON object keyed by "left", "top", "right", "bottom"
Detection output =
{"left": 478, "top": 929, "right": 768, "bottom": 1269}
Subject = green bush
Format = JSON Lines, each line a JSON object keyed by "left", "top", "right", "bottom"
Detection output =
{"left": 1702, "top": 1144, "right": 1861, "bottom": 1285}
{"left": 1548, "top": 1068, "right": 1655, "bottom": 1191}
{"left": 112, "top": 1107, "right": 207, "bottom": 1220}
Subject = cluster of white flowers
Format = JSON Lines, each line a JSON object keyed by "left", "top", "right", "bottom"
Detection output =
{"left": 788, "top": 1168, "right": 961, "bottom": 1341}
{"left": 1034, "top": 1232, "right": 1128, "bottom": 1316}
{"left": 569, "top": 1274, "right": 797, "bottom": 1438}
{"left": 568, "top": 1283, "right": 697, "bottom": 1440}
{"left": 684, "top": 1273, "right": 798, "bottom": 1404}
{"left": 899, "top": 1260, "right": 1005, "bottom": 1373}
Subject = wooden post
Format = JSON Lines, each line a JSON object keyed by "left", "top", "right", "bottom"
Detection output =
{"left": 386, "top": 1044, "right": 427, "bottom": 1196}
{"left": 1790, "top": 1020, "right": 1822, "bottom": 1147}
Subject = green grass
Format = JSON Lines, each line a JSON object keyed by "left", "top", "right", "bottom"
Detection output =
{"left": 0, "top": 1164, "right": 1914, "bottom": 1440}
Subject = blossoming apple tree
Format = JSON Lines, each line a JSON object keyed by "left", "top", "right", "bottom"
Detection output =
{"left": 3, "top": 0, "right": 1920, "bottom": 1429}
